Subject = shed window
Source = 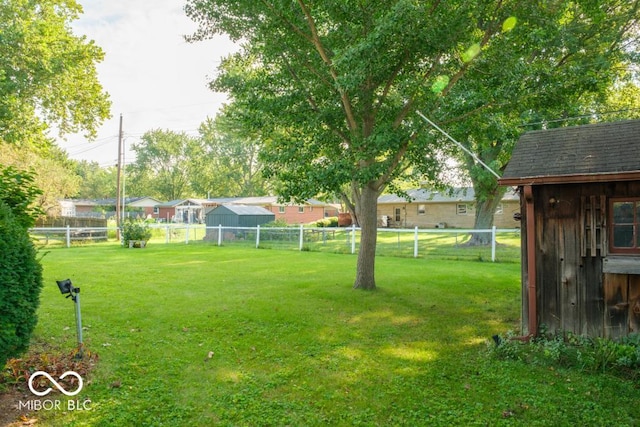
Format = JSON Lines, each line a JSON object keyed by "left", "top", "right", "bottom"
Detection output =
{"left": 457, "top": 204, "right": 467, "bottom": 215}
{"left": 417, "top": 204, "right": 426, "bottom": 215}
{"left": 298, "top": 206, "right": 305, "bottom": 213}
{"left": 610, "top": 199, "right": 640, "bottom": 254}
{"left": 278, "top": 206, "right": 285, "bottom": 214}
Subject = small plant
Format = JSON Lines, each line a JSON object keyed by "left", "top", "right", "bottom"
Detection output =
{"left": 489, "top": 330, "right": 640, "bottom": 379}
{"left": 121, "top": 219, "right": 152, "bottom": 247}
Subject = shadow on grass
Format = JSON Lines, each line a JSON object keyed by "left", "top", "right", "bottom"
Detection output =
{"left": 16, "top": 245, "right": 639, "bottom": 426}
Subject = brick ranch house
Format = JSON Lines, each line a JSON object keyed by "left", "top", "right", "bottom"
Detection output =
{"left": 203, "top": 196, "right": 340, "bottom": 225}
{"left": 377, "top": 188, "right": 520, "bottom": 229}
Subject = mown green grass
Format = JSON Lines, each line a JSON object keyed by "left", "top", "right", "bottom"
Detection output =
{"left": 18, "top": 244, "right": 640, "bottom": 425}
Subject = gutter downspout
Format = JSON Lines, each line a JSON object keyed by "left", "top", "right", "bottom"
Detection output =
{"left": 523, "top": 185, "right": 538, "bottom": 339}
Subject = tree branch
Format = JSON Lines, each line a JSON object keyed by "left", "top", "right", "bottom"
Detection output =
{"left": 296, "top": 0, "right": 358, "bottom": 132}
{"left": 280, "top": 53, "right": 351, "bottom": 145}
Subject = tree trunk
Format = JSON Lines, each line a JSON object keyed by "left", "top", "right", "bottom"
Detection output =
{"left": 466, "top": 186, "right": 507, "bottom": 246}
{"left": 353, "top": 183, "right": 378, "bottom": 290}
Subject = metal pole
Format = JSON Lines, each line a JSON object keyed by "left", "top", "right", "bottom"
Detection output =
{"left": 414, "top": 226, "right": 419, "bottom": 258}
{"left": 116, "top": 114, "right": 123, "bottom": 241}
{"left": 72, "top": 288, "right": 83, "bottom": 358}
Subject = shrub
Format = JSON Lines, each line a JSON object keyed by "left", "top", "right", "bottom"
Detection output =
{"left": 0, "top": 166, "right": 43, "bottom": 228}
{"left": 0, "top": 201, "right": 43, "bottom": 368}
{"left": 264, "top": 218, "right": 289, "bottom": 228}
{"left": 313, "top": 217, "right": 339, "bottom": 227}
{"left": 121, "top": 219, "right": 152, "bottom": 247}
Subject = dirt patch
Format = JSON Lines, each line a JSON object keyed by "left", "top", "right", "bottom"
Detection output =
{"left": 1, "top": 343, "right": 98, "bottom": 426}
{"left": 0, "top": 386, "right": 38, "bottom": 426}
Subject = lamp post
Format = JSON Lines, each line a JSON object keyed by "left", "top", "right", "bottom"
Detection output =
{"left": 56, "top": 279, "right": 84, "bottom": 359}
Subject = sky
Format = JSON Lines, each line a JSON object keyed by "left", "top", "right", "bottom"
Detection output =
{"left": 57, "top": 0, "right": 238, "bottom": 166}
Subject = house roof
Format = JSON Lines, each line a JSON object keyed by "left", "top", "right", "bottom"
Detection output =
{"left": 127, "top": 197, "right": 163, "bottom": 207}
{"left": 208, "top": 204, "right": 275, "bottom": 216}
{"left": 61, "top": 197, "right": 157, "bottom": 207}
{"left": 205, "top": 196, "right": 334, "bottom": 207}
{"left": 156, "top": 199, "right": 207, "bottom": 208}
{"left": 378, "top": 188, "right": 519, "bottom": 204}
{"left": 500, "top": 120, "right": 640, "bottom": 186}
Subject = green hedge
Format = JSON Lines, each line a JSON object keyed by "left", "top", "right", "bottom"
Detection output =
{"left": 0, "top": 201, "right": 43, "bottom": 367}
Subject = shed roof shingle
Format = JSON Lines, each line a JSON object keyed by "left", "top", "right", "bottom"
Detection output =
{"left": 211, "top": 205, "right": 274, "bottom": 216}
{"left": 500, "top": 120, "right": 640, "bottom": 185}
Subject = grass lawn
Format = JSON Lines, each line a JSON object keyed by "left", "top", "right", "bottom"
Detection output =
{"left": 6, "top": 244, "right": 639, "bottom": 425}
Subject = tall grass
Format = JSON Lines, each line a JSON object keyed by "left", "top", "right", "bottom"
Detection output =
{"left": 9, "top": 244, "right": 639, "bottom": 425}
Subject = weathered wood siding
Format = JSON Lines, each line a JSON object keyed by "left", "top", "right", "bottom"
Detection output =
{"left": 521, "top": 181, "right": 640, "bottom": 338}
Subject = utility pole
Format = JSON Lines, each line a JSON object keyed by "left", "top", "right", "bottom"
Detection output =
{"left": 116, "top": 114, "right": 123, "bottom": 240}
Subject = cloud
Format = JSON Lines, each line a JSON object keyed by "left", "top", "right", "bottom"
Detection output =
{"left": 61, "top": 0, "right": 238, "bottom": 165}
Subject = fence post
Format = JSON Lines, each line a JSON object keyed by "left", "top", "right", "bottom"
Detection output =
{"left": 414, "top": 226, "right": 419, "bottom": 258}
{"left": 185, "top": 223, "right": 190, "bottom": 245}
{"left": 218, "top": 224, "right": 222, "bottom": 246}
{"left": 351, "top": 224, "right": 356, "bottom": 254}
{"left": 491, "top": 226, "right": 497, "bottom": 262}
{"left": 66, "top": 225, "right": 71, "bottom": 248}
{"left": 165, "top": 225, "right": 170, "bottom": 244}
{"left": 256, "top": 225, "right": 261, "bottom": 248}
{"left": 299, "top": 224, "right": 304, "bottom": 251}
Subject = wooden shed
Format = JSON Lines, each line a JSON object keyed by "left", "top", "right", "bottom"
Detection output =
{"left": 499, "top": 120, "right": 640, "bottom": 339}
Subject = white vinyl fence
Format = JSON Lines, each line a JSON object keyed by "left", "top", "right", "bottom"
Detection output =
{"left": 30, "top": 224, "right": 521, "bottom": 262}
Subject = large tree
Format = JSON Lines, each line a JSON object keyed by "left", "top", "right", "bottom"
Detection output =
{"left": 72, "top": 160, "right": 118, "bottom": 199}
{"left": 186, "top": 0, "right": 640, "bottom": 290}
{"left": 128, "top": 129, "right": 202, "bottom": 201}
{"left": 196, "top": 106, "right": 269, "bottom": 197}
{"left": 437, "top": 2, "right": 640, "bottom": 245}
{"left": 0, "top": 0, "right": 111, "bottom": 149}
{"left": 0, "top": 142, "right": 79, "bottom": 216}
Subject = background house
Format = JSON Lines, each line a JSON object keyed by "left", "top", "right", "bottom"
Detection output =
{"left": 205, "top": 196, "right": 340, "bottom": 224}
{"left": 500, "top": 119, "right": 640, "bottom": 339}
{"left": 127, "top": 197, "right": 163, "bottom": 219}
{"left": 60, "top": 197, "right": 164, "bottom": 220}
{"left": 377, "top": 188, "right": 520, "bottom": 229}
{"left": 155, "top": 199, "right": 207, "bottom": 223}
